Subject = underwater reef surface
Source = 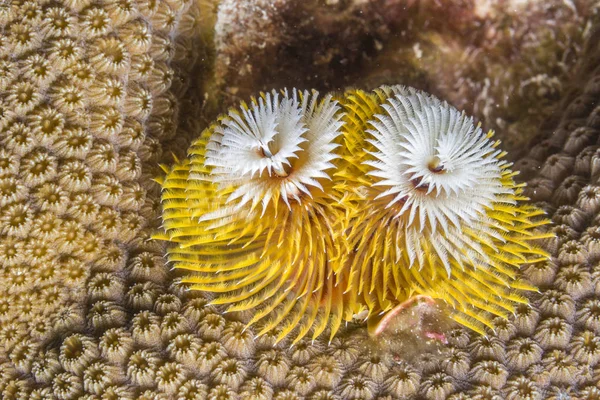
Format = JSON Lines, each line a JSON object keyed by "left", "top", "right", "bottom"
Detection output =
{"left": 214, "top": 0, "right": 595, "bottom": 159}
{"left": 0, "top": 0, "right": 599, "bottom": 399}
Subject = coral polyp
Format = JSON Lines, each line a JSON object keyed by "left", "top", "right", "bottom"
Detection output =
{"left": 156, "top": 85, "right": 551, "bottom": 341}
{"left": 339, "top": 86, "right": 552, "bottom": 335}
{"left": 156, "top": 90, "right": 352, "bottom": 343}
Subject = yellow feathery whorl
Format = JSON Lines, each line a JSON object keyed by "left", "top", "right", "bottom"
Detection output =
{"left": 156, "top": 85, "right": 552, "bottom": 342}
{"left": 338, "top": 86, "right": 552, "bottom": 335}
{"left": 155, "top": 89, "right": 354, "bottom": 343}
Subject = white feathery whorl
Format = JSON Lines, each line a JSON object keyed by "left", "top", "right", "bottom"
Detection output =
{"left": 205, "top": 89, "right": 343, "bottom": 211}
{"left": 365, "top": 86, "right": 511, "bottom": 273}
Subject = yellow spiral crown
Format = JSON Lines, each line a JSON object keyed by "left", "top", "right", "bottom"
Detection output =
{"left": 154, "top": 85, "right": 552, "bottom": 342}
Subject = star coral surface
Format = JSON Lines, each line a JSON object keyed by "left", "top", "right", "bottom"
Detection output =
{"left": 0, "top": 0, "right": 599, "bottom": 399}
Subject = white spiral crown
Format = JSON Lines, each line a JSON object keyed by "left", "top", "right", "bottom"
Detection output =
{"left": 363, "top": 86, "right": 515, "bottom": 275}
{"left": 205, "top": 89, "right": 343, "bottom": 211}
{"left": 366, "top": 86, "right": 509, "bottom": 233}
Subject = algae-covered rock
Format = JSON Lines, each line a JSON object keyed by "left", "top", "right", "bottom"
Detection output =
{"left": 213, "top": 0, "right": 594, "bottom": 156}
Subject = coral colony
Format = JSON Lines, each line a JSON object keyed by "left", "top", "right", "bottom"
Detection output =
{"left": 1, "top": 0, "right": 598, "bottom": 397}
{"left": 156, "top": 86, "right": 552, "bottom": 342}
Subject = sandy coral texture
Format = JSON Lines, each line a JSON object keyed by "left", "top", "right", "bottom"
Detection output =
{"left": 0, "top": 0, "right": 600, "bottom": 399}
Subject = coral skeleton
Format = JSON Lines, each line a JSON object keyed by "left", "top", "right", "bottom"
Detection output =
{"left": 157, "top": 85, "right": 551, "bottom": 341}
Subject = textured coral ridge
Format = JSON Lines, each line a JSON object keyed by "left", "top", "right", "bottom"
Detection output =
{"left": 0, "top": 0, "right": 205, "bottom": 395}
{"left": 156, "top": 85, "right": 550, "bottom": 344}
{"left": 339, "top": 86, "right": 552, "bottom": 336}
